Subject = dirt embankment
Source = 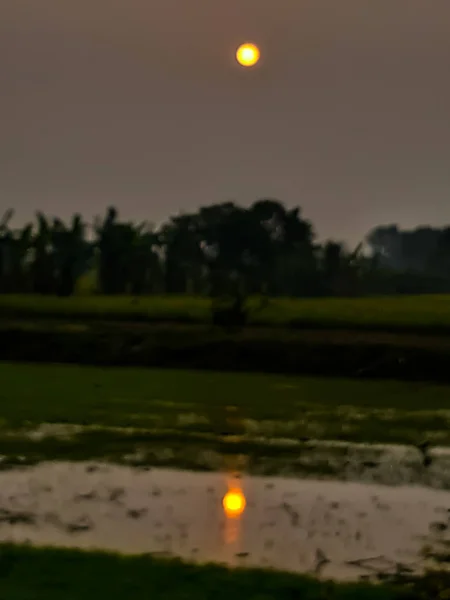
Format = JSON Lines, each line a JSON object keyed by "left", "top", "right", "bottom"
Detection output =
{"left": 2, "top": 321, "right": 450, "bottom": 382}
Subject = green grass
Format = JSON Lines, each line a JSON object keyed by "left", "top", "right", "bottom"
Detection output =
{"left": 0, "top": 294, "right": 210, "bottom": 323}
{"left": 0, "top": 362, "right": 450, "bottom": 469}
{"left": 1, "top": 361, "right": 450, "bottom": 430}
{"left": 2, "top": 293, "right": 450, "bottom": 331}
{"left": 0, "top": 544, "right": 423, "bottom": 599}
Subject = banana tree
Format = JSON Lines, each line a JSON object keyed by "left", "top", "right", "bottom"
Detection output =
{"left": 51, "top": 214, "right": 92, "bottom": 296}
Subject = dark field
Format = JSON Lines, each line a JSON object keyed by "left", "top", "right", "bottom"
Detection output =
{"left": 3, "top": 294, "right": 450, "bottom": 383}
{"left": 0, "top": 362, "right": 449, "bottom": 473}
{"left": 1, "top": 295, "right": 450, "bottom": 597}
{"left": 3, "top": 293, "right": 450, "bottom": 332}
{"left": 0, "top": 544, "right": 433, "bottom": 600}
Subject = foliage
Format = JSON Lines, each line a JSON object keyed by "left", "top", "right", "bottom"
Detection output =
{"left": 2, "top": 201, "right": 450, "bottom": 298}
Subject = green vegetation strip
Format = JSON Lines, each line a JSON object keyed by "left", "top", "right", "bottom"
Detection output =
{"left": 1, "top": 363, "right": 450, "bottom": 468}
{"left": 0, "top": 544, "right": 440, "bottom": 600}
{"left": 2, "top": 293, "right": 450, "bottom": 332}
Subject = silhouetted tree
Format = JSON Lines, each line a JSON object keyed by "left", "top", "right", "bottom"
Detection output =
{"left": 128, "top": 228, "right": 162, "bottom": 295}
{"left": 30, "top": 213, "right": 57, "bottom": 294}
{"left": 161, "top": 214, "right": 206, "bottom": 294}
{"left": 2, "top": 201, "right": 450, "bottom": 298}
{"left": 0, "top": 210, "right": 33, "bottom": 293}
{"left": 51, "top": 215, "right": 92, "bottom": 296}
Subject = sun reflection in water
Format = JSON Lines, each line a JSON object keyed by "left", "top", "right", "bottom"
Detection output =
{"left": 222, "top": 483, "right": 246, "bottom": 545}
{"left": 223, "top": 488, "right": 246, "bottom": 518}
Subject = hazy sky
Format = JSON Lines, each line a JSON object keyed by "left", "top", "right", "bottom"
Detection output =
{"left": 2, "top": 0, "right": 450, "bottom": 244}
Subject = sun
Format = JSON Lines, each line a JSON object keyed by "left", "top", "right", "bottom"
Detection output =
{"left": 236, "top": 43, "right": 260, "bottom": 67}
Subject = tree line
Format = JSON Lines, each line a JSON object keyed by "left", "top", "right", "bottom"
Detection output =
{"left": 1, "top": 200, "right": 450, "bottom": 297}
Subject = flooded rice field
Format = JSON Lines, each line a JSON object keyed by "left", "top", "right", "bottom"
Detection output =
{"left": 0, "top": 461, "right": 449, "bottom": 582}
{"left": 5, "top": 421, "right": 450, "bottom": 488}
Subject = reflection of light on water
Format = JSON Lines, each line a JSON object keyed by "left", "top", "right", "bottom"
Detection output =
{"left": 222, "top": 484, "right": 246, "bottom": 545}
{"left": 223, "top": 489, "right": 246, "bottom": 518}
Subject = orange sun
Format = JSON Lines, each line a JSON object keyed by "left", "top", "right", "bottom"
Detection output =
{"left": 236, "top": 43, "right": 260, "bottom": 67}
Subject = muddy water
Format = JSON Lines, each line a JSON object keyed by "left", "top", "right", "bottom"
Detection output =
{"left": 0, "top": 462, "right": 449, "bottom": 581}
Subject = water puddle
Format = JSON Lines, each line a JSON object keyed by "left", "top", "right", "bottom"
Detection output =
{"left": 0, "top": 462, "right": 449, "bottom": 581}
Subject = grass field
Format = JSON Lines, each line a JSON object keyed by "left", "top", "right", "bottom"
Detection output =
{"left": 2, "top": 295, "right": 450, "bottom": 596}
{"left": 1, "top": 361, "right": 449, "bottom": 595}
{"left": 2, "top": 293, "right": 450, "bottom": 332}
{"left": 1, "top": 362, "right": 449, "bottom": 472}
{"left": 3, "top": 294, "right": 450, "bottom": 382}
{"left": 0, "top": 544, "right": 430, "bottom": 600}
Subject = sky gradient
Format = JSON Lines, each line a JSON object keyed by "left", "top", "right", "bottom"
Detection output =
{"left": 2, "top": 0, "right": 450, "bottom": 244}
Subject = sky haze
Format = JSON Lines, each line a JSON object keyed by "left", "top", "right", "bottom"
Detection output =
{"left": 2, "top": 0, "right": 450, "bottom": 244}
